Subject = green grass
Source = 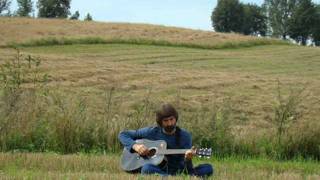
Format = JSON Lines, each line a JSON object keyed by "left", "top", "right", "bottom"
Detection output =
{"left": 6, "top": 36, "right": 289, "bottom": 50}
{"left": 0, "top": 153, "right": 319, "bottom": 179}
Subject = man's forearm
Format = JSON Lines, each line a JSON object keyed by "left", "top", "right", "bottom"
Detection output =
{"left": 118, "top": 130, "right": 136, "bottom": 151}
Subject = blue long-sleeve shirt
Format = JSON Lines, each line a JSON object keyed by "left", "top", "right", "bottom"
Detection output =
{"left": 118, "top": 126, "right": 193, "bottom": 174}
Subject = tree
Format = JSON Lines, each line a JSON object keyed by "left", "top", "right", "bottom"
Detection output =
{"left": 263, "top": 0, "right": 297, "bottom": 39}
{"left": 288, "top": 0, "right": 317, "bottom": 45}
{"left": 211, "top": 0, "right": 266, "bottom": 36}
{"left": 211, "top": 0, "right": 244, "bottom": 33}
{"left": 242, "top": 4, "right": 267, "bottom": 36}
{"left": 84, "top": 13, "right": 92, "bottom": 21}
{"left": 69, "top": 10, "right": 79, "bottom": 20}
{"left": 37, "top": 0, "right": 71, "bottom": 18}
{"left": 311, "top": 5, "right": 320, "bottom": 46}
{"left": 0, "top": 0, "right": 11, "bottom": 15}
{"left": 16, "top": 0, "right": 33, "bottom": 17}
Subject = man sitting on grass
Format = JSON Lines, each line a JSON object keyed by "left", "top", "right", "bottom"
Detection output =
{"left": 118, "top": 103, "right": 213, "bottom": 178}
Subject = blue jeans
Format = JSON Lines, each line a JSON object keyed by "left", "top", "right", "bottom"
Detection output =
{"left": 141, "top": 163, "right": 214, "bottom": 177}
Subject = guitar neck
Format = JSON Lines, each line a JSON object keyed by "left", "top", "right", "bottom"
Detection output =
{"left": 158, "top": 149, "right": 189, "bottom": 155}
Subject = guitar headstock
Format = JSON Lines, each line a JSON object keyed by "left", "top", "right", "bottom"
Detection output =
{"left": 195, "top": 148, "right": 212, "bottom": 158}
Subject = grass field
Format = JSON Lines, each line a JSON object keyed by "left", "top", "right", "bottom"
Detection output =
{"left": 0, "top": 17, "right": 320, "bottom": 179}
{"left": 0, "top": 153, "right": 319, "bottom": 179}
{"left": 2, "top": 43, "right": 319, "bottom": 123}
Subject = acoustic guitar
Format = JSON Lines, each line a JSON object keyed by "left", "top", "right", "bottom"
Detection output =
{"left": 121, "top": 139, "right": 212, "bottom": 171}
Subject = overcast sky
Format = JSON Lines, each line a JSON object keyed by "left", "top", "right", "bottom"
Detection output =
{"left": 10, "top": 0, "right": 320, "bottom": 31}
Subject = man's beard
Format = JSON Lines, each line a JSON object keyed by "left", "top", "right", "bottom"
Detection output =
{"left": 163, "top": 125, "right": 176, "bottom": 133}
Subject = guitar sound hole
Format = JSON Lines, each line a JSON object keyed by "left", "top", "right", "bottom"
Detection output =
{"left": 147, "top": 148, "right": 156, "bottom": 157}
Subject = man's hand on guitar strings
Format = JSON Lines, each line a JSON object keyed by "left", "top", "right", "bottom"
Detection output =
{"left": 133, "top": 143, "right": 149, "bottom": 156}
{"left": 185, "top": 146, "right": 196, "bottom": 161}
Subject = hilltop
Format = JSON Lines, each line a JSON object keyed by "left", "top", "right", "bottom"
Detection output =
{"left": 0, "top": 17, "right": 284, "bottom": 48}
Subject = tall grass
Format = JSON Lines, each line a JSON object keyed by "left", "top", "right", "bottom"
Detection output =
{"left": 0, "top": 51, "right": 318, "bottom": 160}
{"left": 7, "top": 36, "right": 289, "bottom": 50}
{"left": 272, "top": 80, "right": 305, "bottom": 159}
{"left": 181, "top": 98, "right": 234, "bottom": 156}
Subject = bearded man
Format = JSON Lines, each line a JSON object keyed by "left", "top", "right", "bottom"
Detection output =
{"left": 118, "top": 103, "right": 213, "bottom": 177}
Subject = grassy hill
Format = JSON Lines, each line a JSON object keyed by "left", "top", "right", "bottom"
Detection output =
{"left": 0, "top": 17, "right": 286, "bottom": 48}
{"left": 0, "top": 17, "right": 320, "bottom": 156}
{"left": 0, "top": 17, "right": 320, "bottom": 179}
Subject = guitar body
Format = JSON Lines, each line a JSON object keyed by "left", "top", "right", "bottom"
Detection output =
{"left": 121, "top": 139, "right": 167, "bottom": 171}
{"left": 120, "top": 139, "right": 212, "bottom": 172}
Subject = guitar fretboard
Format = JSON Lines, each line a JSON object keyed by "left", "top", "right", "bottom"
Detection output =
{"left": 157, "top": 149, "right": 189, "bottom": 155}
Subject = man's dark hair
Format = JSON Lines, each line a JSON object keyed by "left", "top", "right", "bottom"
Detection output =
{"left": 155, "top": 103, "right": 179, "bottom": 126}
{"left": 155, "top": 103, "right": 181, "bottom": 148}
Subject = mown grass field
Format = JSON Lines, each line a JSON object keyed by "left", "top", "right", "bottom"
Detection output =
{"left": 0, "top": 17, "right": 319, "bottom": 179}
{"left": 2, "top": 43, "right": 319, "bottom": 124}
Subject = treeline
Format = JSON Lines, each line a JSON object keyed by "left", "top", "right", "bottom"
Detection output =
{"left": 212, "top": 0, "right": 320, "bottom": 46}
{"left": 0, "top": 0, "right": 93, "bottom": 21}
